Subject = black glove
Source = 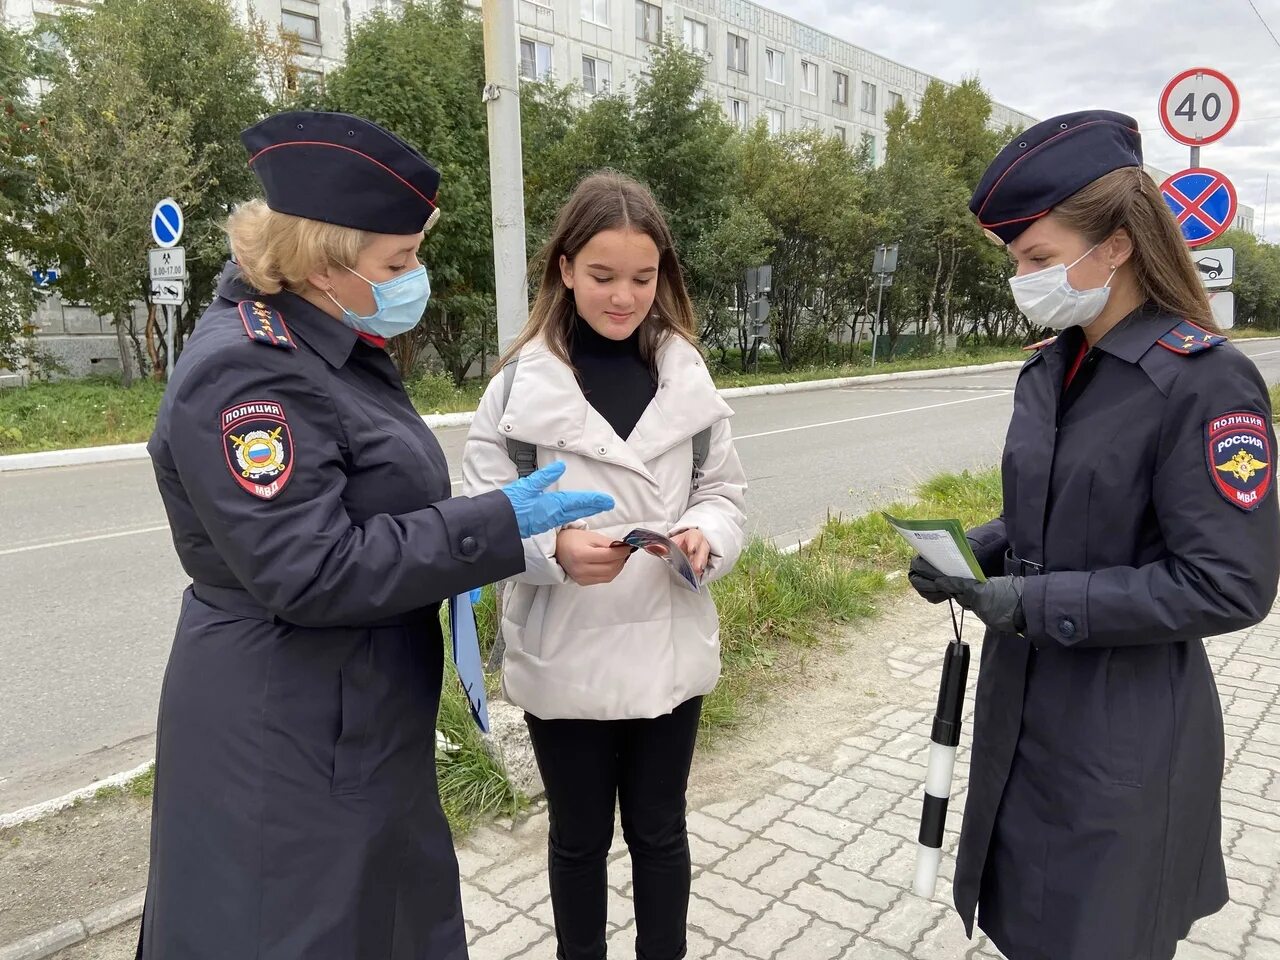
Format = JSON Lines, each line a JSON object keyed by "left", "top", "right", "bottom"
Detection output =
{"left": 934, "top": 575, "right": 1027, "bottom": 635}
{"left": 908, "top": 555, "right": 950, "bottom": 604}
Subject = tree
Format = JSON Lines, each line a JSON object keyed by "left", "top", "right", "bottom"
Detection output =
{"left": 871, "top": 78, "right": 1023, "bottom": 350}
{"left": 1222, "top": 229, "right": 1280, "bottom": 330}
{"left": 0, "top": 25, "right": 42, "bottom": 372}
{"left": 631, "top": 37, "right": 735, "bottom": 289}
{"left": 102, "top": 0, "right": 269, "bottom": 352}
{"left": 322, "top": 0, "right": 495, "bottom": 385}
{"left": 33, "top": 10, "right": 205, "bottom": 386}
{"left": 737, "top": 123, "right": 873, "bottom": 366}
{"left": 684, "top": 195, "right": 775, "bottom": 367}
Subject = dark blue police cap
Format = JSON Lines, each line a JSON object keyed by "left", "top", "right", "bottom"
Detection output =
{"left": 970, "top": 110, "right": 1142, "bottom": 245}
{"left": 241, "top": 111, "right": 440, "bottom": 235}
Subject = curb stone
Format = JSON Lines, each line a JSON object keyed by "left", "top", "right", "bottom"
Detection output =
{"left": 0, "top": 893, "right": 145, "bottom": 960}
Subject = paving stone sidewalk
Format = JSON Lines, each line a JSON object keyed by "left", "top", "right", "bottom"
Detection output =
{"left": 455, "top": 603, "right": 1280, "bottom": 960}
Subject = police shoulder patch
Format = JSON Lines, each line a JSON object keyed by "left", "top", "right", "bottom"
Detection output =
{"left": 238, "top": 300, "right": 296, "bottom": 350}
{"left": 1157, "top": 319, "right": 1226, "bottom": 356}
{"left": 222, "top": 400, "right": 294, "bottom": 500}
{"left": 1205, "top": 411, "right": 1272, "bottom": 512}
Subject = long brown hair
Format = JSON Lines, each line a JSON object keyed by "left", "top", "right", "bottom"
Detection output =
{"left": 1051, "top": 167, "right": 1218, "bottom": 331}
{"left": 497, "top": 171, "right": 699, "bottom": 371}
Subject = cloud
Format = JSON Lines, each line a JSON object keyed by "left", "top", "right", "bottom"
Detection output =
{"left": 761, "top": 0, "right": 1280, "bottom": 239}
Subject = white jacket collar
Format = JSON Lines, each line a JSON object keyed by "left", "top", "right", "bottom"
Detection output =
{"left": 500, "top": 333, "right": 733, "bottom": 482}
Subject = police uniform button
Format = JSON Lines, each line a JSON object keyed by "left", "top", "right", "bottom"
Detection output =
{"left": 460, "top": 536, "right": 478, "bottom": 557}
{"left": 1059, "top": 618, "right": 1076, "bottom": 639}
{"left": 502, "top": 423, "right": 513, "bottom": 433}
{"left": 597, "top": 446, "right": 608, "bottom": 456}
{"left": 556, "top": 439, "right": 566, "bottom": 448}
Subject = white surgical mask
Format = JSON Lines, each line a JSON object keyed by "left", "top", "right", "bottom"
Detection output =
{"left": 1008, "top": 245, "right": 1117, "bottom": 331}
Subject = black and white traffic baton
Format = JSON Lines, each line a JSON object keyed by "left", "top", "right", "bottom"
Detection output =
{"left": 913, "top": 602, "right": 970, "bottom": 898}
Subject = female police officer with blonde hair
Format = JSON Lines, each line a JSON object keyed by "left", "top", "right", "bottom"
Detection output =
{"left": 136, "top": 111, "right": 613, "bottom": 959}
{"left": 910, "top": 111, "right": 1279, "bottom": 959}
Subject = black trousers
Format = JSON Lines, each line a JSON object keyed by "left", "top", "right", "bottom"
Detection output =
{"left": 525, "top": 697, "right": 703, "bottom": 960}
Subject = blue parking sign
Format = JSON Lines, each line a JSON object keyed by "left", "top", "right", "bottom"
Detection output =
{"left": 151, "top": 198, "right": 184, "bottom": 249}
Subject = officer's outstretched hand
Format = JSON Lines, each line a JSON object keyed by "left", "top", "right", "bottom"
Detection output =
{"left": 501, "top": 461, "right": 615, "bottom": 539}
{"left": 933, "top": 575, "right": 1026, "bottom": 635}
{"left": 907, "top": 556, "right": 950, "bottom": 604}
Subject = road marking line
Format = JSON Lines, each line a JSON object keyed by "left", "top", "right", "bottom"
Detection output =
{"left": 0, "top": 525, "right": 172, "bottom": 556}
{"left": 1245, "top": 348, "right": 1280, "bottom": 359}
{"left": 3, "top": 481, "right": 465, "bottom": 555}
{"left": 735, "top": 391, "right": 1012, "bottom": 441}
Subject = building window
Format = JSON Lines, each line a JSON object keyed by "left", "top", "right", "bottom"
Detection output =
{"left": 766, "top": 107, "right": 784, "bottom": 136}
{"left": 636, "top": 2, "right": 661, "bottom": 43}
{"left": 765, "top": 48, "right": 784, "bottom": 85}
{"left": 582, "top": 55, "right": 611, "bottom": 95}
{"left": 286, "top": 66, "right": 324, "bottom": 92}
{"left": 683, "top": 17, "right": 708, "bottom": 54}
{"left": 727, "top": 32, "right": 748, "bottom": 73}
{"left": 801, "top": 60, "right": 817, "bottom": 96}
{"left": 519, "top": 39, "right": 553, "bottom": 80}
{"left": 861, "top": 80, "right": 877, "bottom": 113}
{"left": 801, "top": 115, "right": 819, "bottom": 131}
{"left": 728, "top": 97, "right": 749, "bottom": 130}
{"left": 281, "top": 10, "right": 319, "bottom": 43}
{"left": 865, "top": 133, "right": 877, "bottom": 163}
{"left": 834, "top": 125, "right": 847, "bottom": 144}
{"left": 888, "top": 91, "right": 904, "bottom": 113}
{"left": 581, "top": 0, "right": 609, "bottom": 26}
{"left": 834, "top": 70, "right": 848, "bottom": 105}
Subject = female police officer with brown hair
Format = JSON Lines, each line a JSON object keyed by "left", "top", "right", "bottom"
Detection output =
{"left": 136, "top": 112, "right": 613, "bottom": 960}
{"left": 910, "top": 111, "right": 1279, "bottom": 960}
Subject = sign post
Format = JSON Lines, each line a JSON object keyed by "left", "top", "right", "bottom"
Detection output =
{"left": 870, "top": 242, "right": 900, "bottom": 366}
{"left": 148, "top": 221, "right": 187, "bottom": 376}
{"left": 745, "top": 265, "right": 772, "bottom": 373}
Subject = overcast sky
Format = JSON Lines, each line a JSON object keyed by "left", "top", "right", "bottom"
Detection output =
{"left": 757, "top": 0, "right": 1280, "bottom": 241}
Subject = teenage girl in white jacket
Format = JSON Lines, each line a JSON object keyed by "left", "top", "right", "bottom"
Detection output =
{"left": 462, "top": 171, "right": 747, "bottom": 960}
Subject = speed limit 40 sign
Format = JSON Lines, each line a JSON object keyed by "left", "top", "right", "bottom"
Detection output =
{"left": 1159, "top": 68, "right": 1240, "bottom": 146}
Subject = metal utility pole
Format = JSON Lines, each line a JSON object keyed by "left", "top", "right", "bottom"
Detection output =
{"left": 481, "top": 0, "right": 529, "bottom": 355}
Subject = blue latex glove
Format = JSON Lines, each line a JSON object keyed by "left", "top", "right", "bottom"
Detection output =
{"left": 468, "top": 587, "right": 483, "bottom": 605}
{"left": 501, "top": 461, "right": 615, "bottom": 539}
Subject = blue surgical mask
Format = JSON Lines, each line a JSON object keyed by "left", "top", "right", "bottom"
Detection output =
{"left": 328, "top": 264, "right": 430, "bottom": 338}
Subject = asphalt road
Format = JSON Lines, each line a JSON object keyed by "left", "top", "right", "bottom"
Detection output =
{"left": 3, "top": 343, "right": 1279, "bottom": 813}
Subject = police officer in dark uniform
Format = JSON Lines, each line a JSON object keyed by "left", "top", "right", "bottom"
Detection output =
{"left": 137, "top": 112, "right": 614, "bottom": 959}
{"left": 909, "top": 111, "right": 1280, "bottom": 960}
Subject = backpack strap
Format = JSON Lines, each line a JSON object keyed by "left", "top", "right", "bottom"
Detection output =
{"left": 501, "top": 359, "right": 538, "bottom": 479}
{"left": 691, "top": 426, "right": 712, "bottom": 492}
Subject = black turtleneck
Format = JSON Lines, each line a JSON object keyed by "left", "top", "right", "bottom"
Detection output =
{"left": 569, "top": 317, "right": 657, "bottom": 440}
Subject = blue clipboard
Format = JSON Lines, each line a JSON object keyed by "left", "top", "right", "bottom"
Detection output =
{"left": 448, "top": 592, "right": 490, "bottom": 734}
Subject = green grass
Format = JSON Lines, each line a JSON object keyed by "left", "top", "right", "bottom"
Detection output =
{"left": 710, "top": 346, "right": 1023, "bottom": 389}
{"left": 0, "top": 350, "right": 1025, "bottom": 455}
{"left": 91, "top": 766, "right": 155, "bottom": 803}
{"left": 402, "top": 372, "right": 487, "bottom": 415}
{"left": 0, "top": 377, "right": 166, "bottom": 453}
{"left": 1228, "top": 326, "right": 1280, "bottom": 340}
{"left": 1270, "top": 383, "right": 1279, "bottom": 422}
{"left": 699, "top": 468, "right": 1003, "bottom": 736}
